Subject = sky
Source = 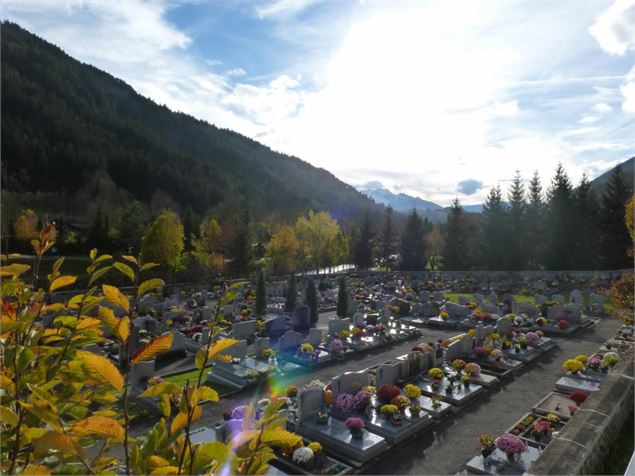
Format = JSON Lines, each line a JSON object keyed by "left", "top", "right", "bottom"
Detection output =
{"left": 2, "top": 0, "right": 634, "bottom": 206}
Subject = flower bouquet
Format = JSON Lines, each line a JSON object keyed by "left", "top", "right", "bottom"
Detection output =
{"left": 428, "top": 367, "right": 445, "bottom": 385}
{"left": 308, "top": 442, "right": 327, "bottom": 468}
{"left": 440, "top": 311, "right": 449, "bottom": 321}
{"left": 431, "top": 392, "right": 442, "bottom": 408}
{"left": 569, "top": 391, "right": 588, "bottom": 406}
{"left": 380, "top": 404, "right": 402, "bottom": 426}
{"left": 474, "top": 346, "right": 489, "bottom": 360}
{"left": 525, "top": 332, "right": 540, "bottom": 346}
{"left": 563, "top": 358, "right": 584, "bottom": 374}
{"left": 329, "top": 338, "right": 344, "bottom": 353}
{"left": 558, "top": 319, "right": 571, "bottom": 330}
{"left": 464, "top": 362, "right": 481, "bottom": 376}
{"left": 451, "top": 359, "right": 466, "bottom": 370}
{"left": 338, "top": 330, "right": 350, "bottom": 340}
{"left": 353, "top": 390, "right": 372, "bottom": 412}
{"left": 461, "top": 374, "right": 471, "bottom": 387}
{"left": 391, "top": 395, "right": 411, "bottom": 413}
{"left": 292, "top": 447, "right": 315, "bottom": 469}
{"left": 335, "top": 393, "right": 355, "bottom": 414}
{"left": 490, "top": 349, "right": 503, "bottom": 361}
{"left": 495, "top": 433, "right": 526, "bottom": 462}
{"left": 377, "top": 383, "right": 401, "bottom": 403}
{"left": 404, "top": 383, "right": 421, "bottom": 400}
{"left": 477, "top": 433, "right": 496, "bottom": 458}
{"left": 261, "top": 347, "right": 276, "bottom": 360}
{"left": 345, "top": 417, "right": 365, "bottom": 438}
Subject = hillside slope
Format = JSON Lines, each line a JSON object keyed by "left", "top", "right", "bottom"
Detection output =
{"left": 589, "top": 157, "right": 634, "bottom": 195}
{"left": 0, "top": 22, "right": 382, "bottom": 224}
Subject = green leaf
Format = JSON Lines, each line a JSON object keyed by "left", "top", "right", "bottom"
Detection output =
{"left": 88, "top": 265, "right": 112, "bottom": 286}
{"left": 52, "top": 257, "right": 65, "bottom": 275}
{"left": 138, "top": 382, "right": 181, "bottom": 398}
{"left": 140, "top": 262, "right": 159, "bottom": 272}
{"left": 192, "top": 441, "right": 230, "bottom": 473}
{"left": 1, "top": 406, "right": 18, "bottom": 426}
{"left": 121, "top": 255, "right": 138, "bottom": 265}
{"left": 113, "top": 262, "right": 135, "bottom": 282}
{"left": 90, "top": 249, "right": 97, "bottom": 261}
{"left": 137, "top": 278, "right": 165, "bottom": 297}
{"left": 0, "top": 263, "right": 31, "bottom": 277}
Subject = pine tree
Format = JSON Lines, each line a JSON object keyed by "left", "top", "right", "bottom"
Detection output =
{"left": 229, "top": 204, "right": 253, "bottom": 276}
{"left": 545, "top": 164, "right": 575, "bottom": 270}
{"left": 255, "top": 270, "right": 266, "bottom": 317}
{"left": 118, "top": 201, "right": 149, "bottom": 253}
{"left": 443, "top": 198, "right": 469, "bottom": 270}
{"left": 336, "top": 276, "right": 348, "bottom": 317}
{"left": 381, "top": 206, "right": 396, "bottom": 270}
{"left": 182, "top": 205, "right": 196, "bottom": 252}
{"left": 87, "top": 205, "right": 105, "bottom": 247}
{"left": 507, "top": 171, "right": 526, "bottom": 270}
{"left": 526, "top": 171, "right": 544, "bottom": 269}
{"left": 599, "top": 165, "right": 632, "bottom": 269}
{"left": 284, "top": 273, "right": 297, "bottom": 313}
{"left": 480, "top": 187, "right": 507, "bottom": 270}
{"left": 572, "top": 173, "right": 599, "bottom": 270}
{"left": 352, "top": 211, "right": 375, "bottom": 269}
{"left": 399, "top": 209, "right": 427, "bottom": 270}
{"left": 305, "top": 279, "right": 318, "bottom": 326}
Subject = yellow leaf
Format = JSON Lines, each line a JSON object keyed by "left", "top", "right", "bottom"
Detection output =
{"left": 132, "top": 333, "right": 173, "bottom": 364}
{"left": 150, "top": 466, "right": 180, "bottom": 475}
{"left": 197, "top": 386, "right": 219, "bottom": 402}
{"left": 73, "top": 416, "right": 124, "bottom": 441}
{"left": 148, "top": 455, "right": 171, "bottom": 469}
{"left": 50, "top": 275, "right": 77, "bottom": 292}
{"left": 121, "top": 255, "right": 138, "bottom": 265}
{"left": 1, "top": 407, "right": 18, "bottom": 426}
{"left": 1, "top": 374, "right": 15, "bottom": 393}
{"left": 159, "top": 394, "right": 171, "bottom": 418}
{"left": 78, "top": 351, "right": 123, "bottom": 391}
{"left": 22, "top": 464, "right": 51, "bottom": 475}
{"left": 102, "top": 285, "right": 129, "bottom": 313}
{"left": 170, "top": 412, "right": 188, "bottom": 434}
{"left": 195, "top": 338, "right": 239, "bottom": 369}
{"left": 137, "top": 278, "right": 165, "bottom": 297}
{"left": 33, "top": 431, "right": 85, "bottom": 459}
{"left": 0, "top": 263, "right": 31, "bottom": 277}
{"left": 139, "top": 382, "right": 181, "bottom": 398}
{"left": 97, "top": 307, "right": 129, "bottom": 342}
{"left": 76, "top": 317, "right": 102, "bottom": 331}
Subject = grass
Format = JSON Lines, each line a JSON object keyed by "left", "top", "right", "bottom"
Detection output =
{"left": 596, "top": 411, "right": 634, "bottom": 475}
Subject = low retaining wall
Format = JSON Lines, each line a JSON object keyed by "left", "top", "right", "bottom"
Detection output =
{"left": 528, "top": 345, "right": 634, "bottom": 475}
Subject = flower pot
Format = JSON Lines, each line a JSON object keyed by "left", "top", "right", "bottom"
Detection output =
{"left": 507, "top": 453, "right": 516, "bottom": 463}
{"left": 314, "top": 451, "right": 327, "bottom": 468}
{"left": 350, "top": 429, "right": 364, "bottom": 439}
{"left": 481, "top": 448, "right": 494, "bottom": 459}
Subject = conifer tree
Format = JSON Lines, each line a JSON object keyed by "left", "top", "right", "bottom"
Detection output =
{"left": 306, "top": 278, "right": 318, "bottom": 325}
{"left": 336, "top": 276, "right": 349, "bottom": 317}
{"left": 399, "top": 208, "right": 427, "bottom": 270}
{"left": 572, "top": 173, "right": 600, "bottom": 269}
{"left": 525, "top": 171, "right": 544, "bottom": 269}
{"left": 255, "top": 269, "right": 267, "bottom": 317}
{"left": 507, "top": 170, "right": 527, "bottom": 270}
{"left": 545, "top": 164, "right": 575, "bottom": 270}
{"left": 284, "top": 273, "right": 297, "bottom": 313}
{"left": 480, "top": 187, "right": 507, "bottom": 270}
{"left": 599, "top": 165, "right": 632, "bottom": 269}
{"left": 229, "top": 204, "right": 253, "bottom": 276}
{"left": 381, "top": 205, "right": 396, "bottom": 270}
{"left": 352, "top": 210, "right": 375, "bottom": 269}
{"left": 443, "top": 198, "right": 469, "bottom": 270}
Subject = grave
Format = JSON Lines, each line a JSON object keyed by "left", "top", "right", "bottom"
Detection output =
{"left": 554, "top": 376, "right": 601, "bottom": 394}
{"left": 444, "top": 339, "right": 499, "bottom": 388}
{"left": 532, "top": 392, "right": 579, "bottom": 420}
{"left": 465, "top": 446, "right": 541, "bottom": 475}
{"left": 417, "top": 375, "right": 484, "bottom": 405}
{"left": 232, "top": 320, "right": 258, "bottom": 342}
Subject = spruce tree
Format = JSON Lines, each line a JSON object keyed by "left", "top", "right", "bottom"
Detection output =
{"left": 572, "top": 173, "right": 600, "bottom": 270}
{"left": 229, "top": 204, "right": 253, "bottom": 276}
{"left": 507, "top": 170, "right": 526, "bottom": 270}
{"left": 353, "top": 211, "right": 375, "bottom": 269}
{"left": 443, "top": 198, "right": 469, "bottom": 270}
{"left": 336, "top": 276, "right": 348, "bottom": 317}
{"left": 255, "top": 270, "right": 266, "bottom": 317}
{"left": 480, "top": 187, "right": 507, "bottom": 270}
{"left": 381, "top": 206, "right": 396, "bottom": 270}
{"left": 526, "top": 171, "right": 544, "bottom": 269}
{"left": 306, "top": 278, "right": 318, "bottom": 326}
{"left": 284, "top": 273, "right": 297, "bottom": 313}
{"left": 545, "top": 164, "right": 575, "bottom": 270}
{"left": 399, "top": 209, "right": 427, "bottom": 270}
{"left": 599, "top": 165, "right": 632, "bottom": 269}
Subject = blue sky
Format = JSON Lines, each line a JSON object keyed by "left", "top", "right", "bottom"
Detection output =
{"left": 2, "top": 0, "right": 634, "bottom": 205}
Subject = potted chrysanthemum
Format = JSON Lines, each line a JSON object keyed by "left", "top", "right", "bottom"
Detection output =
{"left": 345, "top": 417, "right": 365, "bottom": 439}
{"left": 495, "top": 433, "right": 526, "bottom": 463}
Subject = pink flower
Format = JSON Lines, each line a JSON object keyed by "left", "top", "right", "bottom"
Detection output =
{"left": 526, "top": 332, "right": 540, "bottom": 345}
{"left": 495, "top": 433, "right": 526, "bottom": 455}
{"left": 329, "top": 339, "right": 344, "bottom": 352}
{"left": 568, "top": 404, "right": 578, "bottom": 415}
{"left": 345, "top": 417, "right": 365, "bottom": 430}
{"left": 335, "top": 393, "right": 355, "bottom": 413}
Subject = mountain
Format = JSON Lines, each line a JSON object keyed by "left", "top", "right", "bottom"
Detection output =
{"left": 0, "top": 22, "right": 384, "bottom": 226}
{"left": 589, "top": 157, "right": 634, "bottom": 195}
{"left": 358, "top": 187, "right": 442, "bottom": 212}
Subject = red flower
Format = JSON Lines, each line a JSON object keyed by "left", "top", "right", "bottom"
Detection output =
{"left": 569, "top": 391, "right": 588, "bottom": 405}
{"left": 377, "top": 384, "right": 401, "bottom": 403}
{"left": 558, "top": 320, "right": 571, "bottom": 330}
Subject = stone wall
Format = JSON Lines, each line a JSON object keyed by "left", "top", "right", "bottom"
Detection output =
{"left": 528, "top": 346, "right": 634, "bottom": 475}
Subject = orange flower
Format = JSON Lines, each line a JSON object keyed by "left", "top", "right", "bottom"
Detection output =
{"left": 324, "top": 389, "right": 333, "bottom": 406}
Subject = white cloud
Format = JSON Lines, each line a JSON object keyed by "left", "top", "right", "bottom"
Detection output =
{"left": 578, "top": 116, "right": 599, "bottom": 124}
{"left": 226, "top": 68, "right": 247, "bottom": 77}
{"left": 621, "top": 66, "right": 635, "bottom": 112}
{"left": 589, "top": 0, "right": 635, "bottom": 55}
{"left": 255, "top": 0, "right": 317, "bottom": 20}
{"left": 593, "top": 102, "right": 614, "bottom": 113}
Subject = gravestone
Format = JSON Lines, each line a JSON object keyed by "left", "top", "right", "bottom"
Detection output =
{"left": 475, "top": 324, "right": 494, "bottom": 343}
{"left": 444, "top": 341, "right": 462, "bottom": 362}
{"left": 267, "top": 315, "right": 286, "bottom": 335}
{"left": 308, "top": 328, "right": 323, "bottom": 347}
{"left": 445, "top": 302, "right": 469, "bottom": 319}
{"left": 534, "top": 294, "right": 548, "bottom": 305}
{"left": 512, "top": 301, "right": 539, "bottom": 318}
{"left": 353, "top": 312, "right": 366, "bottom": 327}
{"left": 291, "top": 306, "right": 311, "bottom": 332}
{"left": 433, "top": 291, "right": 445, "bottom": 302}
{"left": 255, "top": 337, "right": 270, "bottom": 358}
{"left": 458, "top": 296, "right": 470, "bottom": 305}
{"left": 131, "top": 360, "right": 155, "bottom": 391}
{"left": 589, "top": 293, "right": 605, "bottom": 307}
{"left": 232, "top": 320, "right": 257, "bottom": 341}
{"left": 551, "top": 294, "right": 565, "bottom": 304}
{"left": 170, "top": 331, "right": 186, "bottom": 352}
{"left": 569, "top": 290, "right": 584, "bottom": 306}
{"left": 461, "top": 334, "right": 474, "bottom": 355}
{"left": 220, "top": 340, "right": 247, "bottom": 360}
{"left": 331, "top": 370, "right": 370, "bottom": 399}
{"left": 406, "top": 351, "right": 427, "bottom": 376}
{"left": 376, "top": 363, "right": 400, "bottom": 387}
{"left": 502, "top": 293, "right": 514, "bottom": 304}
{"left": 495, "top": 317, "right": 513, "bottom": 335}
{"left": 297, "top": 386, "right": 324, "bottom": 423}
{"left": 328, "top": 318, "right": 350, "bottom": 337}
{"left": 487, "top": 292, "right": 498, "bottom": 304}
{"left": 279, "top": 330, "right": 303, "bottom": 351}
{"left": 421, "top": 302, "right": 438, "bottom": 317}
{"left": 419, "top": 290, "right": 431, "bottom": 301}
{"left": 479, "top": 301, "right": 501, "bottom": 315}
{"left": 412, "top": 303, "right": 424, "bottom": 316}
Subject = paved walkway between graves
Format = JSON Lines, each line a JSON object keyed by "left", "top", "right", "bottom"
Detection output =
{"left": 127, "top": 315, "right": 623, "bottom": 475}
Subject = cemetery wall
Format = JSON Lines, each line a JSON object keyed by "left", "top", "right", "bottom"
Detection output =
{"left": 528, "top": 347, "right": 634, "bottom": 475}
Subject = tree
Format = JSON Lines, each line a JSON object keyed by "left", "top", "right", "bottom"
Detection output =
{"left": 182, "top": 204, "right": 197, "bottom": 252}
{"left": 87, "top": 205, "right": 109, "bottom": 249}
{"left": 443, "top": 198, "right": 469, "bottom": 270}
{"left": 545, "top": 164, "right": 575, "bottom": 270}
{"left": 13, "top": 209, "right": 39, "bottom": 243}
{"left": 626, "top": 194, "right": 634, "bottom": 257}
{"left": 265, "top": 225, "right": 299, "bottom": 275}
{"left": 140, "top": 209, "right": 184, "bottom": 269}
{"left": 352, "top": 211, "right": 375, "bottom": 270}
{"left": 399, "top": 209, "right": 427, "bottom": 270}
{"left": 337, "top": 276, "right": 349, "bottom": 317}
{"left": 507, "top": 170, "right": 526, "bottom": 270}
{"left": 305, "top": 278, "right": 318, "bottom": 326}
{"left": 381, "top": 206, "right": 396, "bottom": 270}
{"left": 229, "top": 205, "right": 253, "bottom": 276}
{"left": 295, "top": 211, "right": 345, "bottom": 274}
{"left": 599, "top": 165, "right": 632, "bottom": 269}
{"left": 480, "top": 187, "right": 507, "bottom": 270}
{"left": 526, "top": 171, "right": 544, "bottom": 269}
{"left": 255, "top": 269, "right": 266, "bottom": 317}
{"left": 572, "top": 173, "right": 600, "bottom": 269}
{"left": 285, "top": 273, "right": 297, "bottom": 313}
{"left": 426, "top": 225, "right": 444, "bottom": 270}
{"left": 192, "top": 216, "right": 224, "bottom": 276}
{"left": 117, "top": 201, "right": 149, "bottom": 253}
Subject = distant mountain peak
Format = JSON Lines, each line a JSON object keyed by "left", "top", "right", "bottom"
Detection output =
{"left": 357, "top": 186, "right": 442, "bottom": 212}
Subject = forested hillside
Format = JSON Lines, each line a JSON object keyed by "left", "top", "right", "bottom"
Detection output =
{"left": 0, "top": 22, "right": 382, "bottom": 226}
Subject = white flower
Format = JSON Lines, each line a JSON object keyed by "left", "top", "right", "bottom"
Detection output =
{"left": 292, "top": 447, "right": 314, "bottom": 463}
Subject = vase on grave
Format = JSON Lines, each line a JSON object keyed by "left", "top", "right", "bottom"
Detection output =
{"left": 390, "top": 413, "right": 404, "bottom": 426}
{"left": 350, "top": 428, "right": 364, "bottom": 439}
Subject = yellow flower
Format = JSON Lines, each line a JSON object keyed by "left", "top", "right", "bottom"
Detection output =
{"left": 308, "top": 442, "right": 322, "bottom": 453}
{"left": 404, "top": 384, "right": 421, "bottom": 399}
{"left": 380, "top": 404, "right": 399, "bottom": 415}
{"left": 575, "top": 355, "right": 588, "bottom": 365}
{"left": 468, "top": 329, "right": 476, "bottom": 337}
{"left": 563, "top": 359, "right": 584, "bottom": 373}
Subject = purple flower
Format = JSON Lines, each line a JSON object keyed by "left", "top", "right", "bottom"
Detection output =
{"left": 330, "top": 339, "right": 344, "bottom": 352}
{"left": 495, "top": 433, "right": 526, "bottom": 455}
{"left": 344, "top": 417, "right": 365, "bottom": 430}
{"left": 335, "top": 393, "right": 355, "bottom": 413}
{"left": 526, "top": 332, "right": 540, "bottom": 345}
{"left": 353, "top": 390, "right": 372, "bottom": 409}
